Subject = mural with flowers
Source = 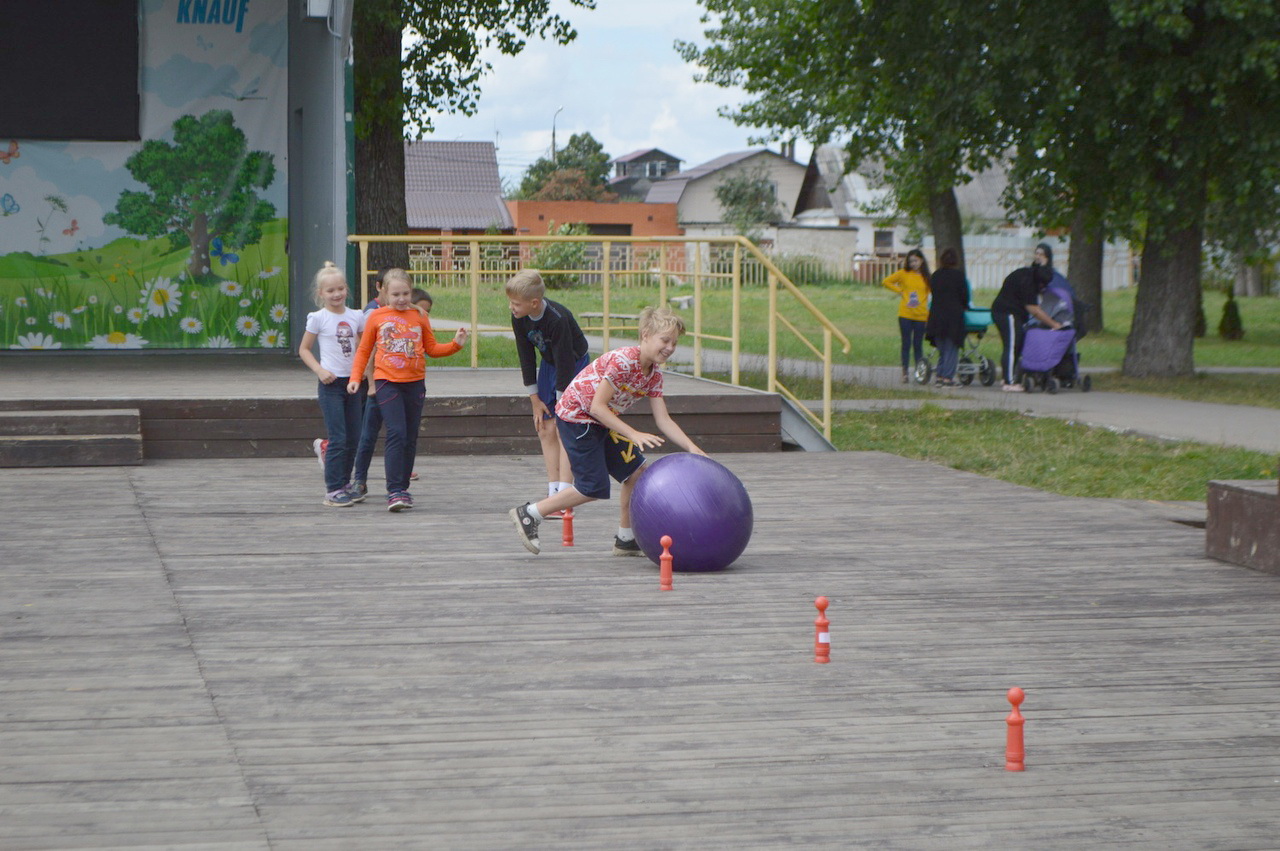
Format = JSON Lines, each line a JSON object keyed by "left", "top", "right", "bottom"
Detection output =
{"left": 0, "top": 0, "right": 288, "bottom": 352}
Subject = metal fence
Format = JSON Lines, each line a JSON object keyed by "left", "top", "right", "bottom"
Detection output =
{"left": 349, "top": 234, "right": 852, "bottom": 439}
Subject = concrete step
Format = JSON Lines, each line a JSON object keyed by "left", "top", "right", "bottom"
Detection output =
{"left": 0, "top": 409, "right": 143, "bottom": 467}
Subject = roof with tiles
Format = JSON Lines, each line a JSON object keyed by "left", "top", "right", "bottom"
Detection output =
{"left": 403, "top": 140, "right": 512, "bottom": 229}
{"left": 643, "top": 149, "right": 781, "bottom": 205}
{"left": 610, "top": 148, "right": 683, "bottom": 164}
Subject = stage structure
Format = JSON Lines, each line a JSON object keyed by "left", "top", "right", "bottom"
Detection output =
{"left": 0, "top": 0, "right": 351, "bottom": 353}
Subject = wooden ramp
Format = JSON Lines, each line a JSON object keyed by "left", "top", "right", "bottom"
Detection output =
{"left": 2, "top": 453, "right": 1278, "bottom": 848}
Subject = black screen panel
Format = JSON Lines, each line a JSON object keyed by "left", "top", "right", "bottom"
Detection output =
{"left": 0, "top": 0, "right": 141, "bottom": 141}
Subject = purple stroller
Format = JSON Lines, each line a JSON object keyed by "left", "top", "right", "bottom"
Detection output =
{"left": 1020, "top": 328, "right": 1084, "bottom": 393}
{"left": 1018, "top": 281, "right": 1093, "bottom": 393}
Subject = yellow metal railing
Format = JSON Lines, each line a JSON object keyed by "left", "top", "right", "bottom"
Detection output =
{"left": 347, "top": 234, "right": 852, "bottom": 439}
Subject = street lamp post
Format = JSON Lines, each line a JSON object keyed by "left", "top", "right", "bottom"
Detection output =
{"left": 551, "top": 106, "right": 564, "bottom": 166}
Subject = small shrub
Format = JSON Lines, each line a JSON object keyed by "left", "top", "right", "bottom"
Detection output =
{"left": 531, "top": 221, "right": 589, "bottom": 289}
{"left": 1218, "top": 288, "right": 1244, "bottom": 340}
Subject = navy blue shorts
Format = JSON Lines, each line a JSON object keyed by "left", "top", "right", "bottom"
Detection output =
{"left": 556, "top": 419, "right": 645, "bottom": 499}
{"left": 536, "top": 354, "right": 590, "bottom": 418}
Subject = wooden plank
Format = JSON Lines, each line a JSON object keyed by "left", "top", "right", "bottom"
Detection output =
{"left": 0, "top": 434, "right": 142, "bottom": 467}
{"left": 0, "top": 409, "right": 140, "bottom": 436}
{"left": 3, "top": 454, "right": 1277, "bottom": 848}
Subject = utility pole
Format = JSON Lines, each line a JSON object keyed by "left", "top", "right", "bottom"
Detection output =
{"left": 552, "top": 106, "right": 564, "bottom": 166}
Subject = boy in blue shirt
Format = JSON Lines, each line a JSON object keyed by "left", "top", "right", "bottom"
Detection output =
{"left": 506, "top": 269, "right": 591, "bottom": 505}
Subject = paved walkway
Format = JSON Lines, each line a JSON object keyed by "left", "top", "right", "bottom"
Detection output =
{"left": 809, "top": 363, "right": 1280, "bottom": 456}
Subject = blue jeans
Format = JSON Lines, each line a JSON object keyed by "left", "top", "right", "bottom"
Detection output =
{"left": 898, "top": 317, "right": 926, "bottom": 370}
{"left": 317, "top": 378, "right": 364, "bottom": 493}
{"left": 353, "top": 393, "right": 382, "bottom": 485}
{"left": 936, "top": 338, "right": 959, "bottom": 380}
{"left": 376, "top": 379, "right": 426, "bottom": 494}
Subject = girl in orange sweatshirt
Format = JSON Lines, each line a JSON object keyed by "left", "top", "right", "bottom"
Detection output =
{"left": 348, "top": 269, "right": 468, "bottom": 511}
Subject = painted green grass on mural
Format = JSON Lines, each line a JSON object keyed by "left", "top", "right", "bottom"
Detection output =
{"left": 1, "top": 220, "right": 288, "bottom": 350}
{"left": 831, "top": 405, "right": 1275, "bottom": 501}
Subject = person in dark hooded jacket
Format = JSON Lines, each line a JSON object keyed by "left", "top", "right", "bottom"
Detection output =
{"left": 924, "top": 247, "right": 970, "bottom": 386}
{"left": 991, "top": 263, "right": 1062, "bottom": 391}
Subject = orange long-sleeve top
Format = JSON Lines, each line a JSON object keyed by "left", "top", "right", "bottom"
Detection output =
{"left": 350, "top": 307, "right": 462, "bottom": 383}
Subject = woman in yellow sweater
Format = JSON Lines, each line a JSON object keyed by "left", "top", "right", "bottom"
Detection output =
{"left": 881, "top": 249, "right": 931, "bottom": 382}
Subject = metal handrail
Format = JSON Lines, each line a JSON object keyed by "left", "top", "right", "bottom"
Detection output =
{"left": 347, "top": 233, "right": 852, "bottom": 440}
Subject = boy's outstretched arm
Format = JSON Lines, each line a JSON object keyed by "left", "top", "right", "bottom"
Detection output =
{"left": 588, "top": 380, "right": 665, "bottom": 451}
{"left": 648, "top": 396, "right": 706, "bottom": 455}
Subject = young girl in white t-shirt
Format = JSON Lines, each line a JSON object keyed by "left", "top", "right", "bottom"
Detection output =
{"left": 299, "top": 261, "right": 367, "bottom": 507}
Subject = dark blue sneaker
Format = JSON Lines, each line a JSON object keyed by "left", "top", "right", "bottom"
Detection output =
{"left": 387, "top": 491, "right": 412, "bottom": 512}
{"left": 343, "top": 484, "right": 367, "bottom": 504}
{"left": 324, "top": 489, "right": 353, "bottom": 507}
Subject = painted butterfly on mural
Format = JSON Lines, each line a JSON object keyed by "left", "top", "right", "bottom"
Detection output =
{"left": 0, "top": 140, "right": 18, "bottom": 164}
{"left": 63, "top": 219, "right": 79, "bottom": 236}
{"left": 1, "top": 193, "right": 19, "bottom": 216}
{"left": 210, "top": 236, "right": 239, "bottom": 266}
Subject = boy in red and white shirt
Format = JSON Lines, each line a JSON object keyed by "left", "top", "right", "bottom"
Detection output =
{"left": 509, "top": 306, "right": 706, "bottom": 556}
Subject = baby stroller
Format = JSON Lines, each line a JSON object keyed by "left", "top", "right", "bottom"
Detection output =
{"left": 1019, "top": 282, "right": 1092, "bottom": 393}
{"left": 914, "top": 307, "right": 997, "bottom": 387}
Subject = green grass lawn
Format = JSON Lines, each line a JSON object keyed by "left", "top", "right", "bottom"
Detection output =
{"left": 1091, "top": 372, "right": 1280, "bottom": 410}
{"left": 447, "top": 284, "right": 1277, "bottom": 502}
{"left": 445, "top": 281, "right": 1280, "bottom": 369}
{"left": 831, "top": 405, "right": 1277, "bottom": 501}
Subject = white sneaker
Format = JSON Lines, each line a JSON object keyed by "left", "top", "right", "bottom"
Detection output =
{"left": 1001, "top": 383, "right": 1024, "bottom": 393}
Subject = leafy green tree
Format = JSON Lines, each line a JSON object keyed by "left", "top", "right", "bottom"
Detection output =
{"left": 714, "top": 164, "right": 780, "bottom": 241}
{"left": 531, "top": 168, "right": 618, "bottom": 202}
{"left": 104, "top": 110, "right": 275, "bottom": 281}
{"left": 352, "top": 1, "right": 592, "bottom": 269}
{"left": 689, "top": 0, "right": 1280, "bottom": 377}
{"left": 998, "top": 0, "right": 1280, "bottom": 375}
{"left": 681, "top": 1, "right": 1014, "bottom": 270}
{"left": 515, "top": 132, "right": 612, "bottom": 199}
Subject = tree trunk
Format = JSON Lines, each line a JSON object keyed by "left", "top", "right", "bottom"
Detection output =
{"left": 1235, "top": 264, "right": 1264, "bottom": 297}
{"left": 1068, "top": 208, "right": 1104, "bottom": 332}
{"left": 927, "top": 188, "right": 964, "bottom": 271}
{"left": 352, "top": 0, "right": 410, "bottom": 282}
{"left": 187, "top": 212, "right": 211, "bottom": 281}
{"left": 1122, "top": 220, "right": 1203, "bottom": 377}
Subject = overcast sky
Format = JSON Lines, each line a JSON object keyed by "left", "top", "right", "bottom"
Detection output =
{"left": 420, "top": 0, "right": 812, "bottom": 188}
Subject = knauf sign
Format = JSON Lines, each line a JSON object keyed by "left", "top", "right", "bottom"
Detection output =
{"left": 177, "top": 0, "right": 252, "bottom": 33}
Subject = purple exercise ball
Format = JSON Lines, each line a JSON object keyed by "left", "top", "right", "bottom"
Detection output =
{"left": 631, "top": 454, "right": 753, "bottom": 572}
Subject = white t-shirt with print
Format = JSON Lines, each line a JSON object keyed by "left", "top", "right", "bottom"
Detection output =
{"left": 556, "top": 345, "right": 664, "bottom": 425}
{"left": 305, "top": 307, "right": 366, "bottom": 377}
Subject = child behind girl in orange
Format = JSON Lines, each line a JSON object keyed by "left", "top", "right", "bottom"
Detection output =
{"left": 347, "top": 268, "right": 468, "bottom": 512}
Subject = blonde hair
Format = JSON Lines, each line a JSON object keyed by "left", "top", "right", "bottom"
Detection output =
{"left": 311, "top": 261, "right": 347, "bottom": 307}
{"left": 639, "top": 305, "right": 685, "bottom": 339}
{"left": 381, "top": 267, "right": 412, "bottom": 293}
{"left": 505, "top": 268, "right": 546, "bottom": 300}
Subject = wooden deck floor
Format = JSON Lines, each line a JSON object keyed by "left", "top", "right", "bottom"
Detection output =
{"left": 2, "top": 453, "right": 1278, "bottom": 849}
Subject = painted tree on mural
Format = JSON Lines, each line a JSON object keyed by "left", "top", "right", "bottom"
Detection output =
{"left": 104, "top": 110, "right": 276, "bottom": 281}
{"left": 352, "top": 0, "right": 593, "bottom": 269}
